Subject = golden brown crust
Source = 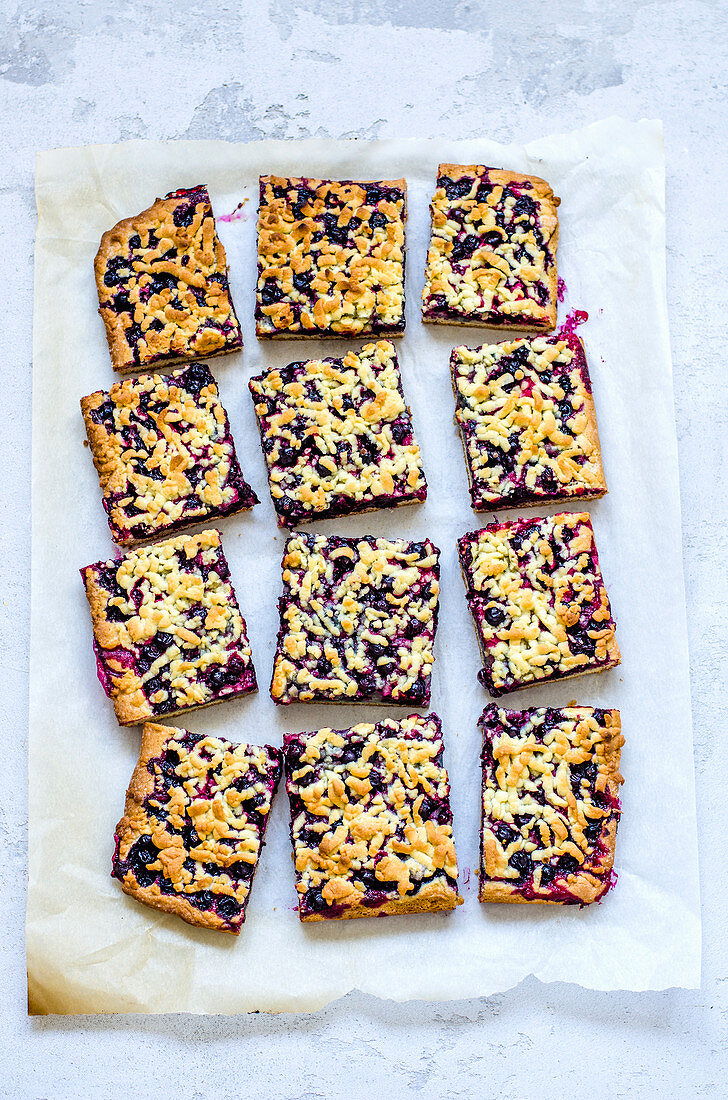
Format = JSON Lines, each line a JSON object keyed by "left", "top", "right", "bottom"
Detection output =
{"left": 478, "top": 707, "right": 623, "bottom": 905}
{"left": 301, "top": 879, "right": 462, "bottom": 921}
{"left": 256, "top": 176, "right": 406, "bottom": 339}
{"left": 94, "top": 185, "right": 242, "bottom": 374}
{"left": 422, "top": 164, "right": 559, "bottom": 331}
{"left": 114, "top": 722, "right": 282, "bottom": 933}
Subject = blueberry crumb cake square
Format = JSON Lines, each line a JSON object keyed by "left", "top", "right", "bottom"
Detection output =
{"left": 458, "top": 512, "right": 620, "bottom": 696}
{"left": 284, "top": 713, "right": 462, "bottom": 920}
{"left": 81, "top": 363, "right": 258, "bottom": 546}
{"left": 249, "top": 340, "right": 426, "bottom": 527}
{"left": 479, "top": 705, "right": 623, "bottom": 904}
{"left": 422, "top": 164, "right": 560, "bottom": 331}
{"left": 451, "top": 333, "right": 606, "bottom": 510}
{"left": 113, "top": 721, "right": 281, "bottom": 933}
{"left": 95, "top": 185, "right": 242, "bottom": 374}
{"left": 271, "top": 534, "right": 440, "bottom": 706}
{"left": 81, "top": 529, "right": 257, "bottom": 726}
{"left": 256, "top": 175, "right": 406, "bottom": 338}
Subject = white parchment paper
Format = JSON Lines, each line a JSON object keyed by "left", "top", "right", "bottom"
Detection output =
{"left": 27, "top": 119, "right": 701, "bottom": 1015}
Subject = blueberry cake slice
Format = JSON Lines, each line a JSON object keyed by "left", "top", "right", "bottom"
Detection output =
{"left": 271, "top": 533, "right": 440, "bottom": 705}
{"left": 249, "top": 340, "right": 426, "bottom": 527}
{"left": 451, "top": 333, "right": 606, "bottom": 510}
{"left": 422, "top": 164, "right": 560, "bottom": 331}
{"left": 458, "top": 512, "right": 620, "bottom": 696}
{"left": 81, "top": 363, "right": 258, "bottom": 546}
{"left": 95, "top": 185, "right": 242, "bottom": 374}
{"left": 256, "top": 175, "right": 406, "bottom": 338}
{"left": 113, "top": 721, "right": 282, "bottom": 933}
{"left": 81, "top": 529, "right": 257, "bottom": 726}
{"left": 284, "top": 713, "right": 462, "bottom": 920}
{"left": 479, "top": 705, "right": 624, "bottom": 904}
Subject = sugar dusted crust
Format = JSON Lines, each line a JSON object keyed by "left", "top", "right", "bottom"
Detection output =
{"left": 451, "top": 333, "right": 607, "bottom": 511}
{"left": 422, "top": 163, "right": 560, "bottom": 331}
{"left": 256, "top": 176, "right": 406, "bottom": 338}
{"left": 81, "top": 364, "right": 258, "bottom": 547}
{"left": 113, "top": 722, "right": 281, "bottom": 933}
{"left": 249, "top": 340, "right": 426, "bottom": 527}
{"left": 80, "top": 529, "right": 257, "bottom": 726}
{"left": 478, "top": 705, "right": 623, "bottom": 905}
{"left": 270, "top": 533, "right": 440, "bottom": 706}
{"left": 458, "top": 512, "right": 620, "bottom": 696}
{"left": 95, "top": 185, "right": 242, "bottom": 374}
{"left": 284, "top": 714, "right": 462, "bottom": 921}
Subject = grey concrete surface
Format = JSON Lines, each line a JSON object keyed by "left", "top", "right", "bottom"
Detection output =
{"left": 0, "top": 1, "right": 725, "bottom": 1096}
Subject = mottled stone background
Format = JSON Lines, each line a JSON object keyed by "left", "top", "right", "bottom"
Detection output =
{"left": 1, "top": 1, "right": 725, "bottom": 1095}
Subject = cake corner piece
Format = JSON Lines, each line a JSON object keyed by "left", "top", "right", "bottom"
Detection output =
{"left": 95, "top": 184, "right": 243, "bottom": 374}
{"left": 112, "top": 721, "right": 282, "bottom": 932}
{"left": 283, "top": 713, "right": 462, "bottom": 921}
{"left": 422, "top": 163, "right": 560, "bottom": 331}
{"left": 478, "top": 704, "right": 623, "bottom": 905}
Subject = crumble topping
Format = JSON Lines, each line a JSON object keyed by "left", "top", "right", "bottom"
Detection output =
{"left": 271, "top": 534, "right": 440, "bottom": 705}
{"left": 249, "top": 339, "right": 426, "bottom": 527}
{"left": 479, "top": 705, "right": 623, "bottom": 904}
{"left": 458, "top": 512, "right": 620, "bottom": 696}
{"left": 422, "top": 164, "right": 560, "bottom": 330}
{"left": 81, "top": 529, "right": 257, "bottom": 725}
{"left": 81, "top": 363, "right": 258, "bottom": 546}
{"left": 113, "top": 722, "right": 281, "bottom": 933}
{"left": 451, "top": 333, "right": 606, "bottom": 509}
{"left": 256, "top": 176, "right": 406, "bottom": 338}
{"left": 284, "top": 714, "right": 461, "bottom": 919}
{"left": 95, "top": 185, "right": 242, "bottom": 373}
